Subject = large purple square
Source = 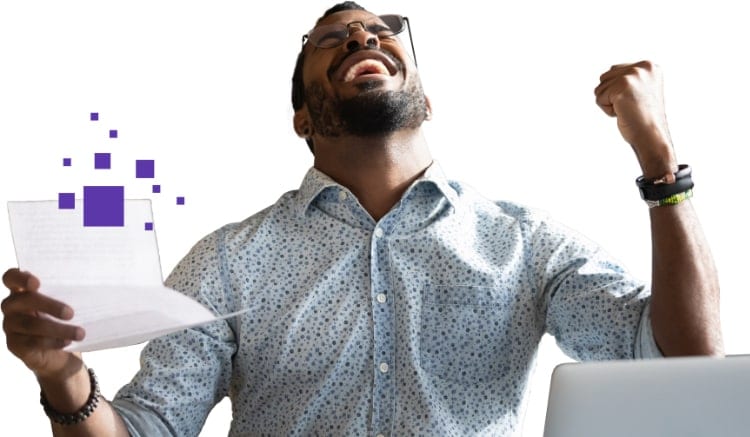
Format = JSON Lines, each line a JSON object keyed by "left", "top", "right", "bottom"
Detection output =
{"left": 83, "top": 186, "right": 124, "bottom": 227}
{"left": 94, "top": 153, "right": 111, "bottom": 169}
{"left": 136, "top": 160, "right": 155, "bottom": 178}
{"left": 58, "top": 193, "right": 75, "bottom": 209}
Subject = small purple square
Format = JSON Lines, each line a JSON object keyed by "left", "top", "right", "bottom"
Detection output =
{"left": 109, "top": 129, "right": 118, "bottom": 138}
{"left": 152, "top": 184, "right": 161, "bottom": 193}
{"left": 83, "top": 186, "right": 124, "bottom": 227}
{"left": 94, "top": 153, "right": 111, "bottom": 169}
{"left": 144, "top": 222, "right": 154, "bottom": 231}
{"left": 135, "top": 160, "right": 155, "bottom": 178}
{"left": 63, "top": 157, "right": 72, "bottom": 167}
{"left": 90, "top": 112, "right": 99, "bottom": 121}
{"left": 58, "top": 193, "right": 75, "bottom": 209}
{"left": 176, "top": 196, "right": 185, "bottom": 205}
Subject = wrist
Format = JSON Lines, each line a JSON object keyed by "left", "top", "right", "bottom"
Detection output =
{"left": 637, "top": 149, "right": 678, "bottom": 180}
{"left": 627, "top": 128, "right": 676, "bottom": 178}
{"left": 40, "top": 368, "right": 101, "bottom": 425}
{"left": 37, "top": 362, "right": 90, "bottom": 414}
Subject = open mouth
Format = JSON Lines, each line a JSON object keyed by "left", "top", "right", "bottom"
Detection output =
{"left": 333, "top": 50, "right": 400, "bottom": 84}
{"left": 343, "top": 59, "right": 391, "bottom": 82}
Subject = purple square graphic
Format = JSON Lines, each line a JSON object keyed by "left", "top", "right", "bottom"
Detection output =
{"left": 90, "top": 112, "right": 99, "bottom": 121}
{"left": 144, "top": 222, "right": 154, "bottom": 231}
{"left": 135, "top": 160, "right": 155, "bottom": 178}
{"left": 83, "top": 186, "right": 124, "bottom": 227}
{"left": 152, "top": 184, "right": 161, "bottom": 193}
{"left": 94, "top": 153, "right": 111, "bottom": 169}
{"left": 109, "top": 129, "right": 118, "bottom": 138}
{"left": 63, "top": 157, "right": 72, "bottom": 167}
{"left": 58, "top": 193, "right": 75, "bottom": 209}
{"left": 176, "top": 196, "right": 185, "bottom": 205}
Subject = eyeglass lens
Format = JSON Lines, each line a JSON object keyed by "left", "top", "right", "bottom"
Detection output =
{"left": 308, "top": 15, "right": 405, "bottom": 48}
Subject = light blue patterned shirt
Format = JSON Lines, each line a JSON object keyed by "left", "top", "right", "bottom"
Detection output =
{"left": 112, "top": 164, "right": 661, "bottom": 436}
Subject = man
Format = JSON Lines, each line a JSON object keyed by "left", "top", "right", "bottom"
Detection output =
{"left": 1, "top": 2, "right": 722, "bottom": 436}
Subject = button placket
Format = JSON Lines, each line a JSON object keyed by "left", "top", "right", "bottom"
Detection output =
{"left": 369, "top": 224, "right": 394, "bottom": 434}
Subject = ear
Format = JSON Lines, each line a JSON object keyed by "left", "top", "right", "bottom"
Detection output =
{"left": 424, "top": 95, "right": 433, "bottom": 121}
{"left": 293, "top": 108, "right": 312, "bottom": 139}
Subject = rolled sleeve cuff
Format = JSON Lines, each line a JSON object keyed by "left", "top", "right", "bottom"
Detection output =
{"left": 634, "top": 301, "right": 664, "bottom": 359}
{"left": 111, "top": 398, "right": 176, "bottom": 437}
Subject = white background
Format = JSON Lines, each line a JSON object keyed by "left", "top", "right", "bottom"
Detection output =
{"left": 1, "top": 1, "right": 748, "bottom": 435}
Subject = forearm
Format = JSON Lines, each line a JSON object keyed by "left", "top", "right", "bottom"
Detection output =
{"left": 38, "top": 366, "right": 130, "bottom": 437}
{"left": 648, "top": 200, "right": 723, "bottom": 356}
{"left": 593, "top": 61, "right": 723, "bottom": 355}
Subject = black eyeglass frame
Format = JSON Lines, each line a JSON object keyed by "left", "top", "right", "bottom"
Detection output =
{"left": 301, "top": 14, "right": 418, "bottom": 67}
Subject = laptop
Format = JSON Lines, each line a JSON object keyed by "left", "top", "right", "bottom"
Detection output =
{"left": 543, "top": 355, "right": 750, "bottom": 437}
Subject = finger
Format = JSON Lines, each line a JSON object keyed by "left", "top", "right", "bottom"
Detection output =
{"left": 2, "top": 269, "right": 40, "bottom": 293}
{"left": 594, "top": 80, "right": 618, "bottom": 117}
{"left": 600, "top": 63, "right": 627, "bottom": 82}
{"left": 1, "top": 291, "right": 74, "bottom": 320}
{"left": 3, "top": 313, "right": 85, "bottom": 341}
{"left": 6, "top": 332, "right": 74, "bottom": 354}
{"left": 600, "top": 60, "right": 657, "bottom": 84}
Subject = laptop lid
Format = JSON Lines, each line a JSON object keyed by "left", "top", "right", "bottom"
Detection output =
{"left": 543, "top": 355, "right": 750, "bottom": 437}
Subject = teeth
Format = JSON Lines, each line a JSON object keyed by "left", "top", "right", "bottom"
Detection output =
{"left": 343, "top": 59, "right": 389, "bottom": 82}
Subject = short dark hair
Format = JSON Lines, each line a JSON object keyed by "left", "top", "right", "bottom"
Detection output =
{"left": 292, "top": 2, "right": 367, "bottom": 153}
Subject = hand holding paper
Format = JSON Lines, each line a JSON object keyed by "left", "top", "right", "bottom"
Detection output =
{"left": 7, "top": 199, "right": 245, "bottom": 352}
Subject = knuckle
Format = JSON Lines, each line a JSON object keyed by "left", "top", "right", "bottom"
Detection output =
{"left": 0, "top": 296, "right": 12, "bottom": 314}
{"left": 2, "top": 268, "right": 22, "bottom": 288}
{"left": 623, "top": 74, "right": 637, "bottom": 85}
{"left": 638, "top": 60, "right": 654, "bottom": 70}
{"left": 0, "top": 293, "right": 23, "bottom": 314}
{"left": 2, "top": 268, "right": 15, "bottom": 285}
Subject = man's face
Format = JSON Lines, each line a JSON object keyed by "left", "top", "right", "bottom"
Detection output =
{"left": 300, "top": 9, "right": 429, "bottom": 138}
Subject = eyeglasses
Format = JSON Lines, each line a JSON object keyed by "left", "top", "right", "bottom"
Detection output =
{"left": 302, "top": 14, "right": 417, "bottom": 66}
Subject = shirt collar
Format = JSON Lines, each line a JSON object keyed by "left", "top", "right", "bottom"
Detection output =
{"left": 418, "top": 161, "right": 460, "bottom": 209}
{"left": 294, "top": 161, "right": 459, "bottom": 218}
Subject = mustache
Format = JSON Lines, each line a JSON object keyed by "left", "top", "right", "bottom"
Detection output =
{"left": 327, "top": 47, "right": 403, "bottom": 79}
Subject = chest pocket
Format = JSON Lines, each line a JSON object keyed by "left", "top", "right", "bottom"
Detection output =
{"left": 420, "top": 285, "right": 516, "bottom": 383}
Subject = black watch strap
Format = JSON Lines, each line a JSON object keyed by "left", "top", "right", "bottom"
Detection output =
{"left": 636, "top": 164, "right": 693, "bottom": 201}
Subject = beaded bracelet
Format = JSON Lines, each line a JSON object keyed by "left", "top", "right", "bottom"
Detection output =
{"left": 40, "top": 368, "right": 101, "bottom": 425}
{"left": 645, "top": 188, "right": 693, "bottom": 209}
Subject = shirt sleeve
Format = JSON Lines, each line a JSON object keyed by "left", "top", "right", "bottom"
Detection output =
{"left": 530, "top": 217, "right": 657, "bottom": 361}
{"left": 635, "top": 302, "right": 665, "bottom": 358}
{"left": 111, "top": 229, "right": 237, "bottom": 437}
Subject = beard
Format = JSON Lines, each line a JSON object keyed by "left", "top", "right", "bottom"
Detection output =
{"left": 305, "top": 74, "right": 429, "bottom": 138}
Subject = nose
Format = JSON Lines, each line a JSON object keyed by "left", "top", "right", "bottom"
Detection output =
{"left": 344, "top": 23, "right": 379, "bottom": 53}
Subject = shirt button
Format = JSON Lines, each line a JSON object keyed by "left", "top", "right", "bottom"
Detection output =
{"left": 338, "top": 191, "right": 347, "bottom": 201}
{"left": 379, "top": 362, "right": 389, "bottom": 373}
{"left": 376, "top": 293, "right": 387, "bottom": 304}
{"left": 374, "top": 228, "right": 384, "bottom": 238}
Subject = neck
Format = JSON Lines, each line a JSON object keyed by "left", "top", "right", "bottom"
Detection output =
{"left": 312, "top": 129, "right": 433, "bottom": 221}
